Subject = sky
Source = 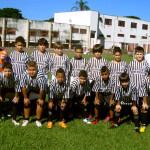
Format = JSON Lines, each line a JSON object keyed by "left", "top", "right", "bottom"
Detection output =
{"left": 0, "top": 0, "right": 150, "bottom": 22}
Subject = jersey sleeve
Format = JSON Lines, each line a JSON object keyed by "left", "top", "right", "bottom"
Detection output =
{"left": 92, "top": 79, "right": 100, "bottom": 92}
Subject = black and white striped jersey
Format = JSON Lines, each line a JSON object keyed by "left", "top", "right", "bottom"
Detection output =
{"left": 49, "top": 78, "right": 69, "bottom": 99}
{"left": 20, "top": 70, "right": 46, "bottom": 92}
{"left": 92, "top": 75, "right": 115, "bottom": 95}
{"left": 0, "top": 72, "right": 21, "bottom": 92}
{"left": 9, "top": 51, "right": 30, "bottom": 80}
{"left": 70, "top": 77, "right": 91, "bottom": 97}
{"left": 142, "top": 76, "right": 150, "bottom": 97}
{"left": 85, "top": 57, "right": 108, "bottom": 80}
{"left": 128, "top": 60, "right": 150, "bottom": 97}
{"left": 50, "top": 53, "right": 71, "bottom": 78}
{"left": 108, "top": 60, "right": 128, "bottom": 87}
{"left": 70, "top": 57, "right": 88, "bottom": 77}
{"left": 115, "top": 82, "right": 139, "bottom": 105}
{"left": 30, "top": 50, "right": 51, "bottom": 74}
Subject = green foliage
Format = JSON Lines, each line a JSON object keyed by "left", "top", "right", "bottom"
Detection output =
{"left": 71, "top": 0, "right": 90, "bottom": 11}
{"left": 125, "top": 16, "right": 141, "bottom": 20}
{"left": 43, "top": 18, "right": 54, "bottom": 22}
{"left": 0, "top": 8, "right": 24, "bottom": 19}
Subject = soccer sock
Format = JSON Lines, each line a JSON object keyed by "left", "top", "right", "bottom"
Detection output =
{"left": 48, "top": 109, "right": 54, "bottom": 122}
{"left": 82, "top": 104, "right": 88, "bottom": 119}
{"left": 141, "top": 113, "right": 147, "bottom": 127}
{"left": 134, "top": 115, "right": 139, "bottom": 129}
{"left": 12, "top": 103, "right": 18, "bottom": 120}
{"left": 60, "top": 108, "right": 66, "bottom": 122}
{"left": 114, "top": 112, "right": 120, "bottom": 125}
{"left": 0, "top": 101, "right": 3, "bottom": 117}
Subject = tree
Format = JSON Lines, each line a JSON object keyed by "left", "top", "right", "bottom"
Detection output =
{"left": 71, "top": 0, "right": 90, "bottom": 11}
{"left": 0, "top": 8, "right": 24, "bottom": 19}
{"left": 125, "top": 16, "right": 141, "bottom": 20}
{"left": 43, "top": 18, "right": 54, "bottom": 22}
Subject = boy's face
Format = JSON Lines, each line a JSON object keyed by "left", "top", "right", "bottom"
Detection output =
{"left": 38, "top": 44, "right": 46, "bottom": 53}
{"left": 135, "top": 52, "right": 144, "bottom": 62}
{"left": 113, "top": 52, "right": 121, "bottom": 62}
{"left": 15, "top": 42, "right": 24, "bottom": 52}
{"left": 75, "top": 49, "right": 83, "bottom": 58}
{"left": 79, "top": 76, "right": 87, "bottom": 85}
{"left": 55, "top": 48, "right": 63, "bottom": 56}
{"left": 121, "top": 81, "right": 129, "bottom": 88}
{"left": 94, "top": 52, "right": 102, "bottom": 59}
{"left": 28, "top": 66, "right": 37, "bottom": 78}
{"left": 56, "top": 73, "right": 65, "bottom": 84}
{"left": 3, "top": 68, "right": 12, "bottom": 78}
{"left": 101, "top": 71, "right": 109, "bottom": 81}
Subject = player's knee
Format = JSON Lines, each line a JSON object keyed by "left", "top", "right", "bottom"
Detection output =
{"left": 132, "top": 109, "right": 138, "bottom": 115}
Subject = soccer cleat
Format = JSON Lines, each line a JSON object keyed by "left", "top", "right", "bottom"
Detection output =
{"left": 36, "top": 120, "right": 42, "bottom": 127}
{"left": 140, "top": 126, "right": 146, "bottom": 133}
{"left": 83, "top": 118, "right": 91, "bottom": 124}
{"left": 22, "top": 120, "right": 29, "bottom": 127}
{"left": 109, "top": 124, "right": 118, "bottom": 129}
{"left": 12, "top": 119, "right": 20, "bottom": 126}
{"left": 103, "top": 116, "right": 110, "bottom": 122}
{"left": 92, "top": 119, "right": 99, "bottom": 124}
{"left": 59, "top": 121, "right": 67, "bottom": 128}
{"left": 47, "top": 121, "right": 53, "bottom": 129}
{"left": 110, "top": 121, "right": 114, "bottom": 126}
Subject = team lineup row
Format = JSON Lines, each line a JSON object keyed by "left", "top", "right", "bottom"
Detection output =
{"left": 0, "top": 36, "right": 150, "bottom": 134}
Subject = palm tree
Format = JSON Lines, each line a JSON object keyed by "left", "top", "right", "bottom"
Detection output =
{"left": 71, "top": 0, "right": 90, "bottom": 11}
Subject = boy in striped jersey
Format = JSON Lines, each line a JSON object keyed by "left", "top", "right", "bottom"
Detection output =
{"left": 20, "top": 61, "right": 46, "bottom": 127}
{"left": 0, "top": 62, "right": 21, "bottom": 125}
{"left": 110, "top": 73, "right": 140, "bottom": 133}
{"left": 47, "top": 68, "right": 70, "bottom": 128}
{"left": 92, "top": 66, "right": 115, "bottom": 125}
{"left": 70, "top": 46, "right": 88, "bottom": 83}
{"left": 70, "top": 70, "right": 91, "bottom": 124}
{"left": 50, "top": 41, "right": 71, "bottom": 80}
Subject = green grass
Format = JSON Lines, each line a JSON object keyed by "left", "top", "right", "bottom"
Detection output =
{"left": 1, "top": 53, "right": 148, "bottom": 150}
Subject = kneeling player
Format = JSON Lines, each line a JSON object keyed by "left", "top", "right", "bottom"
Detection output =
{"left": 47, "top": 68, "right": 70, "bottom": 128}
{"left": 21, "top": 61, "right": 46, "bottom": 127}
{"left": 0, "top": 62, "right": 21, "bottom": 125}
{"left": 110, "top": 73, "right": 140, "bottom": 133}
{"left": 70, "top": 70, "right": 91, "bottom": 124}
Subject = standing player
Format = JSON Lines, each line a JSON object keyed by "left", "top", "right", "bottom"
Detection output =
{"left": 0, "top": 62, "right": 21, "bottom": 125}
{"left": 0, "top": 48, "right": 8, "bottom": 72}
{"left": 47, "top": 68, "right": 70, "bottom": 128}
{"left": 70, "top": 70, "right": 91, "bottom": 124}
{"left": 70, "top": 46, "right": 88, "bottom": 83}
{"left": 50, "top": 41, "right": 71, "bottom": 80}
{"left": 20, "top": 61, "right": 46, "bottom": 127}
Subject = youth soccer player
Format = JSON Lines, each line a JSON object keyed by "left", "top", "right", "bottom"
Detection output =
{"left": 70, "top": 46, "right": 88, "bottom": 83}
{"left": 0, "top": 62, "right": 21, "bottom": 125}
{"left": 50, "top": 41, "right": 71, "bottom": 80}
{"left": 110, "top": 73, "right": 140, "bottom": 133}
{"left": 70, "top": 70, "right": 91, "bottom": 124}
{"left": 0, "top": 48, "right": 8, "bottom": 72}
{"left": 21, "top": 61, "right": 46, "bottom": 127}
{"left": 92, "top": 66, "right": 115, "bottom": 125}
{"left": 47, "top": 68, "right": 70, "bottom": 129}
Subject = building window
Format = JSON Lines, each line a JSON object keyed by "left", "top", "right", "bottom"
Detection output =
{"left": 80, "top": 29, "right": 87, "bottom": 34}
{"left": 118, "top": 20, "right": 125, "bottom": 27}
{"left": 105, "top": 19, "right": 112, "bottom": 25}
{"left": 72, "top": 28, "right": 79, "bottom": 33}
{"left": 142, "top": 24, "right": 148, "bottom": 30}
{"left": 107, "top": 35, "right": 111, "bottom": 37}
{"left": 7, "top": 28, "right": 16, "bottom": 35}
{"left": 130, "top": 35, "right": 136, "bottom": 38}
{"left": 91, "top": 33, "right": 95, "bottom": 38}
{"left": 39, "top": 30, "right": 49, "bottom": 37}
{"left": 118, "top": 34, "right": 124, "bottom": 37}
{"left": 0, "top": 27, "right": 2, "bottom": 34}
{"left": 131, "top": 22, "right": 137, "bottom": 28}
{"left": 30, "top": 29, "right": 38, "bottom": 36}
{"left": 51, "top": 31, "right": 59, "bottom": 38}
{"left": 142, "top": 36, "right": 147, "bottom": 39}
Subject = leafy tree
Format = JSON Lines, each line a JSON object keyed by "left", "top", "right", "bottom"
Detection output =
{"left": 43, "top": 18, "right": 54, "bottom": 22}
{"left": 0, "top": 8, "right": 24, "bottom": 19}
{"left": 125, "top": 16, "right": 141, "bottom": 20}
{"left": 71, "top": 0, "right": 90, "bottom": 11}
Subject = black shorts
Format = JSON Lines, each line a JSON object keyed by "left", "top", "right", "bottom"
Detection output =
{"left": 98, "top": 93, "right": 111, "bottom": 104}
{"left": 1, "top": 88, "right": 15, "bottom": 100}
{"left": 27, "top": 90, "right": 45, "bottom": 101}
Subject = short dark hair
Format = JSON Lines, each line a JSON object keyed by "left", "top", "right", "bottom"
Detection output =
{"left": 75, "top": 45, "right": 83, "bottom": 52}
{"left": 28, "top": 61, "right": 37, "bottom": 68}
{"left": 119, "top": 73, "right": 130, "bottom": 82}
{"left": 15, "top": 36, "right": 25, "bottom": 44}
{"left": 93, "top": 44, "right": 103, "bottom": 54}
{"left": 101, "top": 66, "right": 109, "bottom": 73}
{"left": 135, "top": 46, "right": 144, "bottom": 54}
{"left": 54, "top": 41, "right": 63, "bottom": 49}
{"left": 79, "top": 70, "right": 88, "bottom": 78}
{"left": 2, "top": 62, "right": 12, "bottom": 70}
{"left": 113, "top": 47, "right": 122, "bottom": 55}
{"left": 56, "top": 68, "right": 65, "bottom": 76}
{"left": 38, "top": 38, "right": 48, "bottom": 46}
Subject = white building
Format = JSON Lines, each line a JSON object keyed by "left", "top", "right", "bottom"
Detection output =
{"left": 54, "top": 10, "right": 150, "bottom": 52}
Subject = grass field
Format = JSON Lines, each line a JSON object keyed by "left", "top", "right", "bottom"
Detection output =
{"left": 1, "top": 53, "right": 149, "bottom": 150}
